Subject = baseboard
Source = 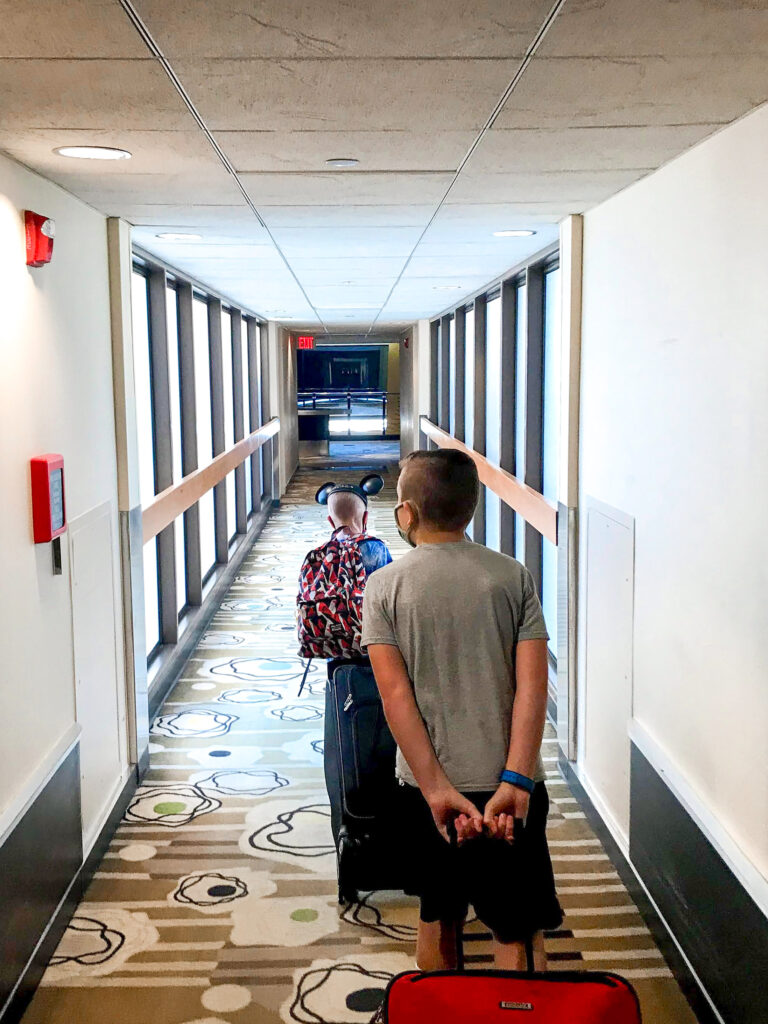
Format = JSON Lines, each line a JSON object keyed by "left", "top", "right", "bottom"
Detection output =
{"left": 560, "top": 757, "right": 722, "bottom": 1024}
{"left": 147, "top": 499, "right": 273, "bottom": 720}
{"left": 630, "top": 743, "right": 767, "bottom": 1024}
{"left": 0, "top": 758, "right": 138, "bottom": 1024}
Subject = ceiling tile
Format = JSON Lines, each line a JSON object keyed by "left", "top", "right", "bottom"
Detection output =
{"left": 239, "top": 171, "right": 452, "bottom": 206}
{"left": 216, "top": 129, "right": 474, "bottom": 172}
{"left": 541, "top": 0, "right": 768, "bottom": 58}
{"left": 134, "top": 0, "right": 552, "bottom": 58}
{"left": 258, "top": 205, "right": 435, "bottom": 227}
{"left": 288, "top": 256, "right": 406, "bottom": 277}
{"left": 267, "top": 226, "right": 423, "bottom": 258}
{"left": 0, "top": 0, "right": 149, "bottom": 58}
{"left": 495, "top": 56, "right": 768, "bottom": 129}
{"left": 0, "top": 59, "right": 194, "bottom": 131}
{"left": 51, "top": 171, "right": 245, "bottom": 208}
{"left": 0, "top": 129, "right": 222, "bottom": 177}
{"left": 174, "top": 59, "right": 516, "bottom": 131}
{"left": 126, "top": 206, "right": 253, "bottom": 228}
{"left": 470, "top": 124, "right": 722, "bottom": 174}
{"left": 448, "top": 169, "right": 649, "bottom": 205}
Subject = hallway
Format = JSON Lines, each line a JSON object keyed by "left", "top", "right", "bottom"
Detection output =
{"left": 24, "top": 465, "right": 696, "bottom": 1024}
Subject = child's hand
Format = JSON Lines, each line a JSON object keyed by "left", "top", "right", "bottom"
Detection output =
{"left": 426, "top": 786, "right": 483, "bottom": 843}
{"left": 483, "top": 783, "right": 531, "bottom": 843}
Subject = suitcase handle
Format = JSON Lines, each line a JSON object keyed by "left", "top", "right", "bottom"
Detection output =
{"left": 448, "top": 823, "right": 535, "bottom": 975}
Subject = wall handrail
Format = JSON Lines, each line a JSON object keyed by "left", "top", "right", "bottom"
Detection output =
{"left": 420, "top": 417, "right": 557, "bottom": 544}
{"left": 142, "top": 418, "right": 280, "bottom": 544}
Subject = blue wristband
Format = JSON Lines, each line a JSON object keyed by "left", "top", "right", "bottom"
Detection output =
{"left": 500, "top": 769, "right": 535, "bottom": 794}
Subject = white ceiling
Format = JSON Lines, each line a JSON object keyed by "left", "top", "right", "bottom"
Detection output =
{"left": 2, "top": 0, "right": 768, "bottom": 335}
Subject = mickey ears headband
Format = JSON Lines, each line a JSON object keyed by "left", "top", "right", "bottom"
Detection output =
{"left": 315, "top": 474, "right": 385, "bottom": 507}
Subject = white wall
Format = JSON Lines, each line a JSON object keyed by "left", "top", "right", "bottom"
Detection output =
{"left": 0, "top": 153, "right": 129, "bottom": 850}
{"left": 268, "top": 323, "right": 298, "bottom": 495}
{"left": 400, "top": 318, "right": 431, "bottom": 456}
{"left": 579, "top": 103, "right": 768, "bottom": 883}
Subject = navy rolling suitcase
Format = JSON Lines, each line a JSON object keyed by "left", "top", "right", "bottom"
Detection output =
{"left": 324, "top": 662, "right": 406, "bottom": 903}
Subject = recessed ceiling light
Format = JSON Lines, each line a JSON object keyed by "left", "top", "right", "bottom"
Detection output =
{"left": 156, "top": 232, "right": 203, "bottom": 242}
{"left": 433, "top": 285, "right": 464, "bottom": 291}
{"left": 325, "top": 157, "right": 360, "bottom": 168}
{"left": 492, "top": 229, "right": 536, "bottom": 237}
{"left": 55, "top": 145, "right": 131, "bottom": 160}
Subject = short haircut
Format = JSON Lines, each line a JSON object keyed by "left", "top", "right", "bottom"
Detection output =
{"left": 399, "top": 449, "right": 479, "bottom": 530}
{"left": 328, "top": 489, "right": 366, "bottom": 525}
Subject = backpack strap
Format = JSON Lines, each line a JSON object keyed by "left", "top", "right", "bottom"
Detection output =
{"left": 297, "top": 658, "right": 312, "bottom": 698}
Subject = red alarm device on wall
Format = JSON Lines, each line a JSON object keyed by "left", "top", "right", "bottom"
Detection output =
{"left": 25, "top": 211, "right": 55, "bottom": 267}
{"left": 30, "top": 454, "right": 66, "bottom": 542}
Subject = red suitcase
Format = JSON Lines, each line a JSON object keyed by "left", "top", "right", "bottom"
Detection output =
{"left": 374, "top": 931, "right": 642, "bottom": 1023}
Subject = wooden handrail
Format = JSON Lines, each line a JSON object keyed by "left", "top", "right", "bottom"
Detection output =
{"left": 142, "top": 418, "right": 280, "bottom": 544}
{"left": 420, "top": 417, "right": 557, "bottom": 544}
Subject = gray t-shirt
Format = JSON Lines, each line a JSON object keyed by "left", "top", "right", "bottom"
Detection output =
{"left": 361, "top": 540, "right": 549, "bottom": 791}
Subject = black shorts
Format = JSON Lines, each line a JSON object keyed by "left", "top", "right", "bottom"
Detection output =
{"left": 398, "top": 782, "right": 563, "bottom": 943}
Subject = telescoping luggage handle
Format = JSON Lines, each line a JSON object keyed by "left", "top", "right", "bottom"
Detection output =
{"left": 447, "top": 823, "right": 535, "bottom": 975}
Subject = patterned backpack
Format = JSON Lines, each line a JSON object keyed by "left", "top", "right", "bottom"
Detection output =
{"left": 297, "top": 531, "right": 369, "bottom": 660}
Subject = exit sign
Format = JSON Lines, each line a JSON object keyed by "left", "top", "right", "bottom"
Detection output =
{"left": 297, "top": 335, "right": 314, "bottom": 350}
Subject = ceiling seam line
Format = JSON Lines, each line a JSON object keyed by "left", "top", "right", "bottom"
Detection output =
{"left": 115, "top": 0, "right": 329, "bottom": 333}
{"left": 364, "top": 0, "right": 569, "bottom": 335}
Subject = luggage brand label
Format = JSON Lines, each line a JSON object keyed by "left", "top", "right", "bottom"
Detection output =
{"left": 499, "top": 1002, "right": 533, "bottom": 1011}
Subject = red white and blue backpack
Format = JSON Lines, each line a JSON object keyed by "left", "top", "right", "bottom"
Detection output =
{"left": 297, "top": 530, "right": 369, "bottom": 660}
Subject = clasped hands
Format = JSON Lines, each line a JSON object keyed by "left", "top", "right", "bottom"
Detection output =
{"left": 428, "top": 781, "right": 530, "bottom": 845}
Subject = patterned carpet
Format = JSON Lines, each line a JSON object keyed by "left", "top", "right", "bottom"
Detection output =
{"left": 24, "top": 464, "right": 698, "bottom": 1024}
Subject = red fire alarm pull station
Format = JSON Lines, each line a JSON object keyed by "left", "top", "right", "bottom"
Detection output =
{"left": 31, "top": 454, "right": 66, "bottom": 543}
{"left": 297, "top": 335, "right": 315, "bottom": 350}
{"left": 25, "top": 211, "right": 55, "bottom": 267}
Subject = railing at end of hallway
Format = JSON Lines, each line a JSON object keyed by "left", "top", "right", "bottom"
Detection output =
{"left": 419, "top": 417, "right": 557, "bottom": 544}
{"left": 142, "top": 418, "right": 280, "bottom": 544}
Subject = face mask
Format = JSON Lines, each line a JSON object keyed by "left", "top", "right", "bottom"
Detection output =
{"left": 394, "top": 501, "right": 417, "bottom": 548}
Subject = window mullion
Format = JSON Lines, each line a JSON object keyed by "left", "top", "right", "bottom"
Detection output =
{"left": 207, "top": 298, "right": 228, "bottom": 564}
{"left": 147, "top": 267, "right": 178, "bottom": 644}
{"left": 176, "top": 282, "right": 202, "bottom": 607}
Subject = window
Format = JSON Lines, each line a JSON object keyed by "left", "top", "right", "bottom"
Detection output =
{"left": 193, "top": 296, "right": 216, "bottom": 578}
{"left": 221, "top": 308, "right": 236, "bottom": 541}
{"left": 541, "top": 266, "right": 561, "bottom": 653}
{"left": 449, "top": 317, "right": 456, "bottom": 435}
{"left": 464, "top": 306, "right": 475, "bottom": 539}
{"left": 240, "top": 316, "right": 253, "bottom": 515}
{"left": 166, "top": 284, "right": 186, "bottom": 616}
{"left": 514, "top": 282, "right": 527, "bottom": 561}
{"left": 131, "top": 271, "right": 160, "bottom": 657}
{"left": 485, "top": 295, "right": 502, "bottom": 550}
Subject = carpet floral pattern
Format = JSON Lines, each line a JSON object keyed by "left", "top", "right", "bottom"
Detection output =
{"left": 24, "top": 466, "right": 697, "bottom": 1024}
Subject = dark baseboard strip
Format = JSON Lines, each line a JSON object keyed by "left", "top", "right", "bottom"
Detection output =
{"left": 147, "top": 500, "right": 273, "bottom": 721}
{"left": 1, "top": 757, "right": 138, "bottom": 1024}
{"left": 630, "top": 744, "right": 768, "bottom": 1024}
{"left": 558, "top": 758, "right": 720, "bottom": 1024}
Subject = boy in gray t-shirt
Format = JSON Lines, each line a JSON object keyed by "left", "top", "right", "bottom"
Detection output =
{"left": 362, "top": 449, "right": 562, "bottom": 973}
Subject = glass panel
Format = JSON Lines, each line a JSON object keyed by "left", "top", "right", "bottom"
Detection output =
{"left": 240, "top": 317, "right": 253, "bottom": 515}
{"left": 464, "top": 307, "right": 475, "bottom": 444}
{"left": 542, "top": 267, "right": 562, "bottom": 653}
{"left": 514, "top": 283, "right": 527, "bottom": 561}
{"left": 221, "top": 309, "right": 236, "bottom": 541}
{"left": 485, "top": 296, "right": 502, "bottom": 550}
{"left": 464, "top": 307, "right": 475, "bottom": 539}
{"left": 131, "top": 270, "right": 160, "bottom": 656}
{"left": 449, "top": 317, "right": 456, "bottom": 435}
{"left": 143, "top": 541, "right": 159, "bottom": 658}
{"left": 131, "top": 272, "right": 155, "bottom": 507}
{"left": 166, "top": 285, "right": 186, "bottom": 615}
{"left": 193, "top": 297, "right": 216, "bottom": 578}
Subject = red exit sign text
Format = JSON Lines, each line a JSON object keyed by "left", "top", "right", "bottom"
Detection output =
{"left": 297, "top": 335, "right": 315, "bottom": 350}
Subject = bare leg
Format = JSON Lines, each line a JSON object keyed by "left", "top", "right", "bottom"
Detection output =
{"left": 416, "top": 919, "right": 462, "bottom": 972}
{"left": 492, "top": 930, "right": 546, "bottom": 971}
